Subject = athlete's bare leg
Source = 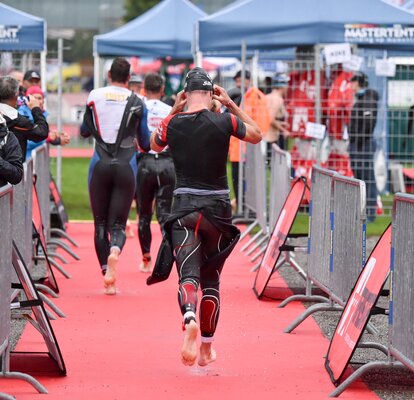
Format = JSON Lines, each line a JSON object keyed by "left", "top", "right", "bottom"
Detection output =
{"left": 198, "top": 342, "right": 217, "bottom": 366}
{"left": 104, "top": 246, "right": 120, "bottom": 295}
{"left": 181, "top": 320, "right": 198, "bottom": 366}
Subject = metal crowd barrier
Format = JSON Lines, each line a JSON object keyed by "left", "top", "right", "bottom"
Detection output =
{"left": 279, "top": 166, "right": 335, "bottom": 310}
{"left": 33, "top": 144, "right": 50, "bottom": 240}
{"left": 282, "top": 167, "right": 367, "bottom": 334}
{"left": 240, "top": 142, "right": 268, "bottom": 255}
{"left": 269, "top": 144, "right": 291, "bottom": 231}
{"left": 249, "top": 144, "right": 293, "bottom": 265}
{"left": 0, "top": 184, "right": 13, "bottom": 385}
{"left": 389, "top": 193, "right": 414, "bottom": 373}
{"left": 330, "top": 193, "right": 414, "bottom": 396}
{"left": 331, "top": 175, "right": 366, "bottom": 303}
{"left": 12, "top": 159, "right": 34, "bottom": 268}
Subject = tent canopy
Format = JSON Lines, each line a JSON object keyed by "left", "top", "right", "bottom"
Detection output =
{"left": 199, "top": 0, "right": 414, "bottom": 54}
{"left": 95, "top": 0, "right": 206, "bottom": 59}
{"left": 0, "top": 2, "right": 46, "bottom": 51}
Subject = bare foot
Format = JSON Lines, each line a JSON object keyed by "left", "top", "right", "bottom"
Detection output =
{"left": 181, "top": 320, "right": 198, "bottom": 366}
{"left": 104, "top": 283, "right": 117, "bottom": 295}
{"left": 198, "top": 342, "right": 217, "bottom": 366}
{"left": 140, "top": 254, "right": 152, "bottom": 273}
{"left": 104, "top": 248, "right": 119, "bottom": 295}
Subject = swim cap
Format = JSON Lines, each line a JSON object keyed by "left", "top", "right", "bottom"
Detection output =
{"left": 184, "top": 67, "right": 213, "bottom": 93}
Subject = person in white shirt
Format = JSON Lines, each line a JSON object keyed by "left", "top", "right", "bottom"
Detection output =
{"left": 80, "top": 57, "right": 150, "bottom": 295}
{"left": 136, "top": 73, "right": 175, "bottom": 273}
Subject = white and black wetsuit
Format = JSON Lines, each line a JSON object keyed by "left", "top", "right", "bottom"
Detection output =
{"left": 81, "top": 86, "right": 150, "bottom": 271}
{"left": 136, "top": 99, "right": 174, "bottom": 259}
{"left": 149, "top": 108, "right": 245, "bottom": 339}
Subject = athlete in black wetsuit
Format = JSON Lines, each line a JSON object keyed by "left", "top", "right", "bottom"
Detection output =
{"left": 81, "top": 57, "right": 150, "bottom": 295}
{"left": 149, "top": 67, "right": 262, "bottom": 366}
{"left": 136, "top": 73, "right": 174, "bottom": 273}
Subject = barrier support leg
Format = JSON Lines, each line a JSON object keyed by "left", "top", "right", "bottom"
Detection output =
{"left": 329, "top": 361, "right": 405, "bottom": 397}
{"left": 37, "top": 292, "right": 66, "bottom": 318}
{"left": 279, "top": 294, "right": 329, "bottom": 308}
{"left": 250, "top": 244, "right": 267, "bottom": 263}
{"left": 50, "top": 228, "right": 79, "bottom": 247}
{"left": 47, "top": 239, "right": 80, "bottom": 260}
{"left": 34, "top": 284, "right": 58, "bottom": 298}
{"left": 0, "top": 342, "right": 48, "bottom": 394}
{"left": 246, "top": 234, "right": 268, "bottom": 256}
{"left": 0, "top": 392, "right": 15, "bottom": 400}
{"left": 241, "top": 229, "right": 263, "bottom": 252}
{"left": 33, "top": 256, "right": 71, "bottom": 279}
{"left": 284, "top": 303, "right": 343, "bottom": 333}
{"left": 47, "top": 251, "right": 68, "bottom": 264}
{"left": 239, "top": 220, "right": 259, "bottom": 241}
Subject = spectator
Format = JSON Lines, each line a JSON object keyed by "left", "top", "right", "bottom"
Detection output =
{"left": 264, "top": 73, "right": 290, "bottom": 153}
{"left": 22, "top": 70, "right": 41, "bottom": 92}
{"left": 128, "top": 74, "right": 144, "bottom": 97}
{"left": 18, "top": 85, "right": 70, "bottom": 160}
{"left": 349, "top": 72, "right": 379, "bottom": 223}
{"left": 0, "top": 114, "right": 23, "bottom": 187}
{"left": 0, "top": 76, "right": 48, "bottom": 161}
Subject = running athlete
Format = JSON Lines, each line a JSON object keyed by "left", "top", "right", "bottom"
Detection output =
{"left": 81, "top": 57, "right": 150, "bottom": 295}
{"left": 136, "top": 73, "right": 174, "bottom": 272}
{"left": 149, "top": 68, "right": 262, "bottom": 366}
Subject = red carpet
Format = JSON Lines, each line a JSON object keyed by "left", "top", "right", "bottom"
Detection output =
{"left": 49, "top": 147, "right": 93, "bottom": 158}
{"left": 1, "top": 222, "right": 379, "bottom": 399}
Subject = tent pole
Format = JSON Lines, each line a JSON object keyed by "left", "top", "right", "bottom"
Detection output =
{"left": 314, "top": 44, "right": 322, "bottom": 165}
{"left": 193, "top": 21, "right": 203, "bottom": 68}
{"left": 251, "top": 50, "right": 259, "bottom": 88}
{"left": 56, "top": 38, "right": 63, "bottom": 192}
{"left": 94, "top": 53, "right": 101, "bottom": 90}
{"left": 194, "top": 51, "right": 203, "bottom": 68}
{"left": 237, "top": 40, "right": 247, "bottom": 216}
{"left": 40, "top": 51, "right": 47, "bottom": 95}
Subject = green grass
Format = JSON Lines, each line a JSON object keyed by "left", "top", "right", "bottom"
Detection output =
{"left": 51, "top": 157, "right": 392, "bottom": 237}
{"left": 50, "top": 157, "right": 92, "bottom": 220}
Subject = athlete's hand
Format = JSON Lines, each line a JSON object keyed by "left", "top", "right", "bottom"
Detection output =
{"left": 213, "top": 85, "right": 233, "bottom": 108}
{"left": 170, "top": 90, "right": 187, "bottom": 115}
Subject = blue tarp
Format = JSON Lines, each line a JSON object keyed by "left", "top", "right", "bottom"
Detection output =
{"left": 0, "top": 2, "right": 46, "bottom": 51}
{"left": 199, "top": 0, "right": 414, "bottom": 54}
{"left": 95, "top": 0, "right": 206, "bottom": 58}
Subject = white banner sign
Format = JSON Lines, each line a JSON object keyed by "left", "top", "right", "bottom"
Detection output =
{"left": 375, "top": 59, "right": 396, "bottom": 77}
{"left": 305, "top": 122, "right": 326, "bottom": 140}
{"left": 343, "top": 55, "right": 364, "bottom": 72}
{"left": 324, "top": 43, "right": 352, "bottom": 66}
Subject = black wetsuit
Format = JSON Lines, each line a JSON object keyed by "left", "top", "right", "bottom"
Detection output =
{"left": 136, "top": 99, "right": 175, "bottom": 261}
{"left": 81, "top": 88, "right": 150, "bottom": 271}
{"left": 151, "top": 108, "right": 246, "bottom": 338}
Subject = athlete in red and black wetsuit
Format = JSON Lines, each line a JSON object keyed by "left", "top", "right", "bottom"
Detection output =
{"left": 150, "top": 67, "right": 262, "bottom": 367}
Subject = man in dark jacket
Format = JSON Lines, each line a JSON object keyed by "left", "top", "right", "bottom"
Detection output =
{"left": 349, "top": 72, "right": 379, "bottom": 222}
{"left": 0, "top": 114, "right": 23, "bottom": 187}
{"left": 0, "top": 76, "right": 48, "bottom": 161}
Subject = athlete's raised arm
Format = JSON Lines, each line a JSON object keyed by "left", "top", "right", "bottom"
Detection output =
{"left": 213, "top": 85, "right": 262, "bottom": 144}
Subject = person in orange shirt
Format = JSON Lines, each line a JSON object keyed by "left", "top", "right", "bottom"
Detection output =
{"left": 228, "top": 70, "right": 269, "bottom": 214}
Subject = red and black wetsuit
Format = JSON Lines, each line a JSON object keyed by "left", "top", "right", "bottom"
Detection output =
{"left": 152, "top": 108, "right": 246, "bottom": 339}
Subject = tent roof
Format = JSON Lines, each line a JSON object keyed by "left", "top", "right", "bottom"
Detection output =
{"left": 95, "top": 0, "right": 206, "bottom": 58}
{"left": 199, "top": 0, "right": 414, "bottom": 54}
{"left": 0, "top": 2, "right": 46, "bottom": 51}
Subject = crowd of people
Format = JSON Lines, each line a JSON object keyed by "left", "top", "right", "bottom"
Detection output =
{"left": 0, "top": 68, "right": 71, "bottom": 188}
